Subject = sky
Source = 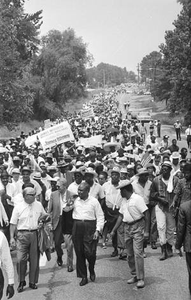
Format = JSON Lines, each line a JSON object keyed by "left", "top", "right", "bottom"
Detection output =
{"left": 24, "top": 0, "right": 182, "bottom": 73}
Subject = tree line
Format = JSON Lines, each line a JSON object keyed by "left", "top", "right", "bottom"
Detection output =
{"left": 0, "top": 0, "right": 137, "bottom": 128}
{"left": 140, "top": 0, "right": 191, "bottom": 125}
{"left": 86, "top": 63, "right": 136, "bottom": 89}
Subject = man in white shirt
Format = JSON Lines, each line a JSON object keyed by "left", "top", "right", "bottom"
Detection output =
{"left": 21, "top": 166, "right": 42, "bottom": 201}
{"left": 71, "top": 182, "right": 104, "bottom": 286}
{"left": 67, "top": 168, "right": 83, "bottom": 197}
{"left": 10, "top": 187, "right": 49, "bottom": 292}
{"left": 132, "top": 168, "right": 154, "bottom": 251}
{"left": 185, "top": 124, "right": 191, "bottom": 148}
{"left": 84, "top": 167, "right": 105, "bottom": 206}
{"left": 102, "top": 166, "right": 122, "bottom": 257}
{"left": 0, "top": 231, "right": 14, "bottom": 299}
{"left": 174, "top": 120, "right": 182, "bottom": 141}
{"left": 110, "top": 180, "right": 149, "bottom": 289}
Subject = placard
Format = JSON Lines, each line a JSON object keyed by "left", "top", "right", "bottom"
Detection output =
{"left": 38, "top": 121, "right": 74, "bottom": 150}
{"left": 81, "top": 107, "right": 95, "bottom": 119}
{"left": 78, "top": 135, "right": 102, "bottom": 148}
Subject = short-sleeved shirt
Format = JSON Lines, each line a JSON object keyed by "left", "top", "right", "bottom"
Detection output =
{"left": 10, "top": 200, "right": 45, "bottom": 230}
{"left": 119, "top": 193, "right": 148, "bottom": 223}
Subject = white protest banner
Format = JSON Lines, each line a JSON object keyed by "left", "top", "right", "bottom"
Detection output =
{"left": 81, "top": 107, "right": 94, "bottom": 119}
{"left": 38, "top": 121, "right": 74, "bottom": 151}
{"left": 25, "top": 133, "right": 39, "bottom": 148}
{"left": 78, "top": 135, "right": 102, "bottom": 148}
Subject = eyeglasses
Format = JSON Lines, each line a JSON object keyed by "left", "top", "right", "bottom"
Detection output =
{"left": 27, "top": 194, "right": 35, "bottom": 196}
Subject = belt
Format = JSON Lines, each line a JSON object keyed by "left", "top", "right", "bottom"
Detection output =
{"left": 73, "top": 219, "right": 96, "bottom": 223}
{"left": 18, "top": 229, "right": 37, "bottom": 232}
{"left": 125, "top": 217, "right": 144, "bottom": 226}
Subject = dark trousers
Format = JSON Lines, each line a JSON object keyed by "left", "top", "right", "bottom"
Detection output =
{"left": 148, "top": 205, "right": 158, "bottom": 243}
{"left": 187, "top": 136, "right": 191, "bottom": 148}
{"left": 0, "top": 268, "right": 4, "bottom": 300}
{"left": 186, "top": 252, "right": 191, "bottom": 294}
{"left": 16, "top": 230, "right": 39, "bottom": 284}
{"left": 157, "top": 127, "right": 161, "bottom": 137}
{"left": 175, "top": 128, "right": 181, "bottom": 140}
{"left": 72, "top": 220, "right": 97, "bottom": 278}
{"left": 53, "top": 217, "right": 63, "bottom": 258}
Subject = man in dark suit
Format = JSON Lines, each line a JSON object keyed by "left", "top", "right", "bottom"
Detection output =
{"left": 48, "top": 178, "right": 67, "bottom": 266}
{"left": 176, "top": 200, "right": 191, "bottom": 295}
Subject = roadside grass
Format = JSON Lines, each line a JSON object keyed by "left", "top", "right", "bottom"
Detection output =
{"left": 131, "top": 95, "right": 185, "bottom": 126}
{"left": 0, "top": 91, "right": 95, "bottom": 138}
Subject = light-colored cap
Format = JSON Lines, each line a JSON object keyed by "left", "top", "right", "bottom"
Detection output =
{"left": 137, "top": 168, "right": 149, "bottom": 176}
{"left": 116, "top": 180, "right": 131, "bottom": 189}
{"left": 12, "top": 168, "right": 21, "bottom": 174}
{"left": 111, "top": 166, "right": 121, "bottom": 174}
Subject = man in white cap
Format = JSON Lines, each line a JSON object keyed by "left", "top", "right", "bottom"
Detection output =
{"left": 150, "top": 161, "right": 179, "bottom": 260}
{"left": 110, "top": 180, "right": 149, "bottom": 288}
{"left": 170, "top": 151, "right": 180, "bottom": 177}
{"left": 102, "top": 166, "right": 122, "bottom": 256}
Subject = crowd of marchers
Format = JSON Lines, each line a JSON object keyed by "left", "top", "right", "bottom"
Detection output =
{"left": 0, "top": 87, "right": 191, "bottom": 299}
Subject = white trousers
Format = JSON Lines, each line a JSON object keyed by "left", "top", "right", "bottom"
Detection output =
{"left": 155, "top": 205, "right": 175, "bottom": 246}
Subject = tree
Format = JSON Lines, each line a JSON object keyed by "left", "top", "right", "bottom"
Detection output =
{"left": 86, "top": 63, "right": 136, "bottom": 88}
{"left": 32, "top": 28, "right": 92, "bottom": 120}
{"left": 151, "top": 1, "right": 191, "bottom": 122}
{"left": 0, "top": 0, "right": 42, "bottom": 126}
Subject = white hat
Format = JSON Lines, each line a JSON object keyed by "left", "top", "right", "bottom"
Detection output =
{"left": 111, "top": 166, "right": 121, "bottom": 174}
{"left": 171, "top": 152, "right": 180, "bottom": 159}
{"left": 85, "top": 167, "right": 96, "bottom": 176}
{"left": 161, "top": 161, "right": 172, "bottom": 169}
{"left": 137, "top": 168, "right": 149, "bottom": 176}
{"left": 120, "top": 168, "right": 128, "bottom": 173}
{"left": 12, "top": 168, "right": 21, "bottom": 174}
{"left": 116, "top": 180, "right": 131, "bottom": 189}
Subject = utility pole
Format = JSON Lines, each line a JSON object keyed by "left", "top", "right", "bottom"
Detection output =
{"left": 137, "top": 63, "right": 140, "bottom": 86}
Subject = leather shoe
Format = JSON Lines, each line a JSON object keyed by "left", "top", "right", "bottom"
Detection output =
{"left": 119, "top": 254, "right": 127, "bottom": 260}
{"left": 79, "top": 278, "right": 88, "bottom": 286}
{"left": 151, "top": 242, "right": 157, "bottom": 250}
{"left": 127, "top": 276, "right": 138, "bottom": 284}
{"left": 90, "top": 272, "right": 96, "bottom": 282}
{"left": 111, "top": 249, "right": 118, "bottom": 257}
{"left": 68, "top": 266, "right": 74, "bottom": 272}
{"left": 17, "top": 281, "right": 26, "bottom": 293}
{"left": 137, "top": 279, "right": 145, "bottom": 288}
{"left": 57, "top": 257, "right": 63, "bottom": 267}
{"left": 29, "top": 283, "right": 38, "bottom": 289}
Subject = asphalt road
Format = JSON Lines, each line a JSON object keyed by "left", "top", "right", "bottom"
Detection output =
{"left": 2, "top": 93, "right": 191, "bottom": 300}
{"left": 4, "top": 240, "right": 190, "bottom": 300}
